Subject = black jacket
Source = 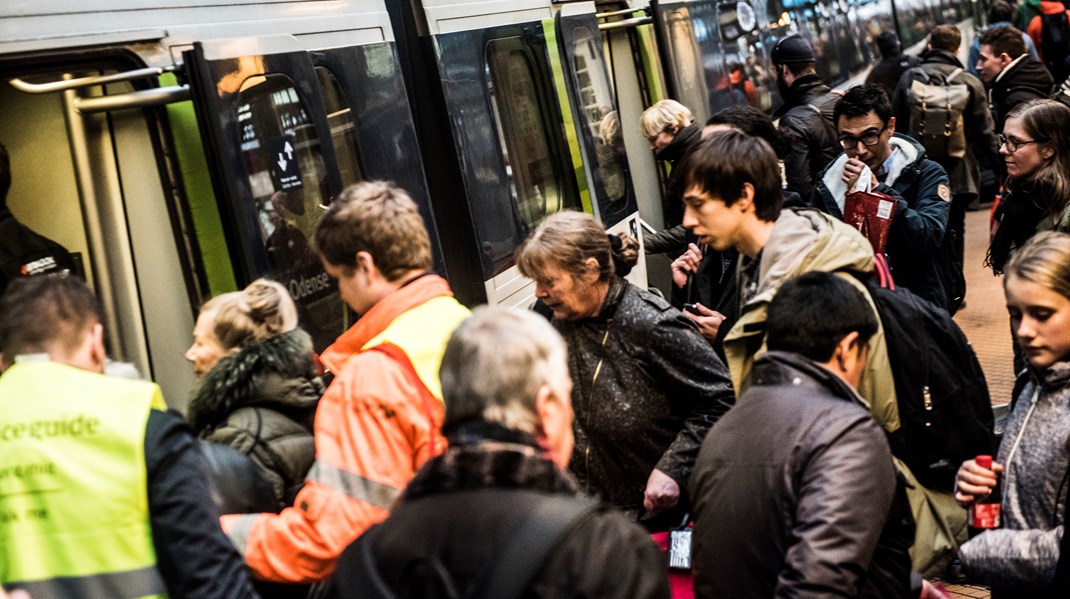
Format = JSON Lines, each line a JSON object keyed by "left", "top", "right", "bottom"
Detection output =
{"left": 189, "top": 329, "right": 322, "bottom": 509}
{"left": 989, "top": 55, "right": 1055, "bottom": 131}
{"left": 147, "top": 410, "right": 262, "bottom": 598}
{"left": 689, "top": 352, "right": 914, "bottom": 599}
{"left": 0, "top": 208, "right": 76, "bottom": 297}
{"left": 775, "top": 74, "right": 841, "bottom": 199}
{"left": 325, "top": 429, "right": 669, "bottom": 599}
{"left": 812, "top": 134, "right": 956, "bottom": 310}
{"left": 867, "top": 52, "right": 922, "bottom": 99}
{"left": 554, "top": 277, "right": 735, "bottom": 522}
{"left": 654, "top": 124, "right": 703, "bottom": 229}
{"left": 893, "top": 49, "right": 999, "bottom": 198}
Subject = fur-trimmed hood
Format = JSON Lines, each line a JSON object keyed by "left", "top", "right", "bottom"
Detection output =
{"left": 188, "top": 328, "right": 321, "bottom": 435}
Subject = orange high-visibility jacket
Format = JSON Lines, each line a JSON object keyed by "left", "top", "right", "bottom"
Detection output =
{"left": 222, "top": 274, "right": 470, "bottom": 582}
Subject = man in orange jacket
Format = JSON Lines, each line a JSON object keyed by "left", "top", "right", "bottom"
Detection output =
{"left": 222, "top": 180, "right": 470, "bottom": 583}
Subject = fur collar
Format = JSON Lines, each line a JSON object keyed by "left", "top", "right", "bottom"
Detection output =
{"left": 820, "top": 135, "right": 920, "bottom": 213}
{"left": 188, "top": 328, "right": 320, "bottom": 434}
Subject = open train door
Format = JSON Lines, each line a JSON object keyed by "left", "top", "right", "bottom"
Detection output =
{"left": 184, "top": 37, "right": 347, "bottom": 351}
{"left": 554, "top": 3, "right": 648, "bottom": 288}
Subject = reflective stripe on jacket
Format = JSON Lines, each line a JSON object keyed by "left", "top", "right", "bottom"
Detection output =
{"left": 0, "top": 361, "right": 166, "bottom": 598}
{"left": 223, "top": 274, "right": 470, "bottom": 582}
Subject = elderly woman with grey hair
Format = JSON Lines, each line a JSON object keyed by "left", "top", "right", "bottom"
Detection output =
{"left": 515, "top": 211, "right": 735, "bottom": 531}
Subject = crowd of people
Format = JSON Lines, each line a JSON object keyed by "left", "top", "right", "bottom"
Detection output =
{"left": 3, "top": 7, "right": 1070, "bottom": 599}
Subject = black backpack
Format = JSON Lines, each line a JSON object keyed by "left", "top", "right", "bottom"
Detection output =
{"left": 852, "top": 270, "right": 995, "bottom": 490}
{"left": 1041, "top": 8, "right": 1070, "bottom": 83}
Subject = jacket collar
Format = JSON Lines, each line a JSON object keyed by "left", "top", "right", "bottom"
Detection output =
{"left": 748, "top": 350, "right": 867, "bottom": 407}
{"left": 995, "top": 53, "right": 1030, "bottom": 85}
{"left": 319, "top": 273, "right": 454, "bottom": 372}
{"left": 921, "top": 48, "right": 964, "bottom": 69}
{"left": 656, "top": 124, "right": 701, "bottom": 164}
{"left": 820, "top": 134, "right": 921, "bottom": 212}
{"left": 402, "top": 436, "right": 580, "bottom": 502}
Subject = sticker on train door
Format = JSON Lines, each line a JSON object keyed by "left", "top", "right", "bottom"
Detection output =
{"left": 270, "top": 135, "right": 303, "bottom": 191}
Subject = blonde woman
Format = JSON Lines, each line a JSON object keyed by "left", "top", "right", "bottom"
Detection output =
{"left": 186, "top": 278, "right": 321, "bottom": 509}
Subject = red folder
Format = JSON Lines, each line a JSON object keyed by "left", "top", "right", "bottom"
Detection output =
{"left": 843, "top": 190, "right": 898, "bottom": 254}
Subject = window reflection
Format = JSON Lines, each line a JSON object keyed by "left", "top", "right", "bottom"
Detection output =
{"left": 486, "top": 37, "right": 579, "bottom": 231}
{"left": 314, "top": 67, "right": 364, "bottom": 188}
{"left": 236, "top": 73, "right": 340, "bottom": 348}
{"left": 668, "top": 8, "right": 712, "bottom": 125}
{"left": 571, "top": 25, "right": 629, "bottom": 210}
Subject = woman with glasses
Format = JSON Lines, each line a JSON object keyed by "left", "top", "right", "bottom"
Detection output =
{"left": 988, "top": 99, "right": 1070, "bottom": 274}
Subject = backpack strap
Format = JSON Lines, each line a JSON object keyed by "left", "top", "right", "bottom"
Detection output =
{"left": 470, "top": 493, "right": 601, "bottom": 599}
{"left": 946, "top": 67, "right": 964, "bottom": 83}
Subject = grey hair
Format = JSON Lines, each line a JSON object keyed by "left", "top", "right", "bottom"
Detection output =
{"left": 440, "top": 307, "right": 569, "bottom": 437}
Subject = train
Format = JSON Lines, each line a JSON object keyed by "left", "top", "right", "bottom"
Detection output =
{"left": 0, "top": 0, "right": 979, "bottom": 406}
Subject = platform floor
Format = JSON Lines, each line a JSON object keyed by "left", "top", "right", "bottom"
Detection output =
{"left": 941, "top": 207, "right": 1006, "bottom": 598}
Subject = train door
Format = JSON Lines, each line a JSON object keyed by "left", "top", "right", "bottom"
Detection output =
{"left": 407, "top": 2, "right": 583, "bottom": 309}
{"left": 2, "top": 54, "right": 201, "bottom": 406}
{"left": 555, "top": 3, "right": 648, "bottom": 288}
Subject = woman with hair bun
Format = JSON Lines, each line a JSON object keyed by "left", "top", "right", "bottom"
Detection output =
{"left": 515, "top": 211, "right": 735, "bottom": 530}
{"left": 185, "top": 278, "right": 321, "bottom": 510}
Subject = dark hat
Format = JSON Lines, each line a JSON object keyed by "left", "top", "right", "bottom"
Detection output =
{"left": 772, "top": 34, "right": 815, "bottom": 65}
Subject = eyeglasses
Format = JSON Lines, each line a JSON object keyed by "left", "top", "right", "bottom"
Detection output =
{"left": 838, "top": 124, "right": 888, "bottom": 149}
{"left": 998, "top": 134, "right": 1047, "bottom": 152}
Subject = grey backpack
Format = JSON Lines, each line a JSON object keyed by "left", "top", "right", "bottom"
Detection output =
{"left": 904, "top": 67, "right": 970, "bottom": 159}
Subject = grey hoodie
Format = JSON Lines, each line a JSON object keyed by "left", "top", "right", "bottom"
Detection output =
{"left": 959, "top": 361, "right": 1070, "bottom": 591}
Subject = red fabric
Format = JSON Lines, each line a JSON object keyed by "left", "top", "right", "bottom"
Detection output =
{"left": 650, "top": 531, "right": 695, "bottom": 599}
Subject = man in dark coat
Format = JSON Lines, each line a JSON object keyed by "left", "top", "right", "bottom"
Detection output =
{"left": 690, "top": 271, "right": 915, "bottom": 599}
{"left": 893, "top": 25, "right": 999, "bottom": 296}
{"left": 0, "top": 143, "right": 76, "bottom": 297}
{"left": 976, "top": 25, "right": 1055, "bottom": 132}
{"left": 324, "top": 307, "right": 669, "bottom": 599}
{"left": 812, "top": 84, "right": 958, "bottom": 311}
{"left": 771, "top": 33, "right": 842, "bottom": 198}
{"left": 867, "top": 31, "right": 922, "bottom": 98}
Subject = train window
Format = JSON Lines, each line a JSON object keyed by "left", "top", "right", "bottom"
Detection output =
{"left": 570, "top": 25, "right": 628, "bottom": 210}
{"left": 314, "top": 67, "right": 363, "bottom": 188}
{"left": 486, "top": 37, "right": 579, "bottom": 231}
{"left": 665, "top": 7, "right": 711, "bottom": 124}
{"left": 236, "top": 73, "right": 337, "bottom": 339}
{"left": 718, "top": 1, "right": 777, "bottom": 112}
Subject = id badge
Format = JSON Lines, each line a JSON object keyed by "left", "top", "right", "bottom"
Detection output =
{"left": 668, "top": 528, "right": 692, "bottom": 570}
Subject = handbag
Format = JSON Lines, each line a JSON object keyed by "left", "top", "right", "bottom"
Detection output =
{"left": 843, "top": 188, "right": 899, "bottom": 254}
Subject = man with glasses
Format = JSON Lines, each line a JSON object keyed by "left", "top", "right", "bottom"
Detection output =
{"left": 976, "top": 25, "right": 1054, "bottom": 132}
{"left": 812, "top": 84, "right": 958, "bottom": 312}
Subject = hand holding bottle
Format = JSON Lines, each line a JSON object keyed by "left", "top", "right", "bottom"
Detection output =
{"left": 955, "top": 455, "right": 1003, "bottom": 507}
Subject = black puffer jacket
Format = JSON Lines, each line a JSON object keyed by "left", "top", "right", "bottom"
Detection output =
{"left": 989, "top": 55, "right": 1054, "bottom": 131}
{"left": 188, "top": 328, "right": 322, "bottom": 509}
{"left": 324, "top": 426, "right": 669, "bottom": 599}
{"left": 553, "top": 277, "right": 735, "bottom": 523}
{"left": 775, "top": 74, "right": 841, "bottom": 198}
{"left": 690, "top": 352, "right": 915, "bottom": 599}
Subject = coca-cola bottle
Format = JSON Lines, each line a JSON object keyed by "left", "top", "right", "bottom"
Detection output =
{"left": 968, "top": 455, "right": 1001, "bottom": 536}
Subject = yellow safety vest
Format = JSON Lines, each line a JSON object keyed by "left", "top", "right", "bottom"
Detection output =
{"left": 0, "top": 361, "right": 167, "bottom": 598}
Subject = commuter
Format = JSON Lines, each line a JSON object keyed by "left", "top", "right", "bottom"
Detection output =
{"left": 515, "top": 211, "right": 734, "bottom": 529}
{"left": 894, "top": 25, "right": 999, "bottom": 294}
{"left": 867, "top": 31, "right": 922, "bottom": 99}
{"left": 0, "top": 275, "right": 259, "bottom": 598}
{"left": 968, "top": 1, "right": 1039, "bottom": 78}
{"left": 690, "top": 271, "right": 914, "bottom": 599}
{"left": 976, "top": 26, "right": 1054, "bottom": 132}
{"left": 1026, "top": 0, "right": 1070, "bottom": 83}
{"left": 813, "top": 84, "right": 958, "bottom": 311}
{"left": 185, "top": 279, "right": 321, "bottom": 511}
{"left": 771, "top": 33, "right": 841, "bottom": 198}
{"left": 988, "top": 99, "right": 1070, "bottom": 274}
{"left": 640, "top": 99, "right": 701, "bottom": 231}
{"left": 671, "top": 105, "right": 791, "bottom": 350}
{"left": 325, "top": 307, "right": 669, "bottom": 598}
{"left": 955, "top": 231, "right": 1070, "bottom": 595}
{"left": 0, "top": 143, "right": 76, "bottom": 298}
{"left": 221, "top": 181, "right": 470, "bottom": 583}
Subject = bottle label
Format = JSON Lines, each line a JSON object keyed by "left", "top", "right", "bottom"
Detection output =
{"left": 969, "top": 503, "right": 1001, "bottom": 528}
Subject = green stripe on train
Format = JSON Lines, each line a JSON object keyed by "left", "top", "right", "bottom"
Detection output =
{"left": 542, "top": 17, "right": 593, "bottom": 215}
{"left": 159, "top": 72, "right": 237, "bottom": 297}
